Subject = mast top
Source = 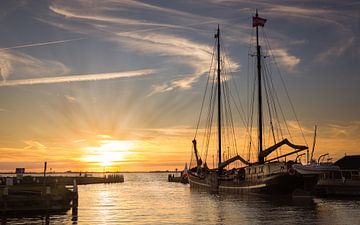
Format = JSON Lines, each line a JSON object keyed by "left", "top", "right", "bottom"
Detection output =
{"left": 252, "top": 10, "right": 267, "bottom": 28}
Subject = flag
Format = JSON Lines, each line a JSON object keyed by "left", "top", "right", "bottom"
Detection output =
{"left": 253, "top": 16, "right": 267, "bottom": 27}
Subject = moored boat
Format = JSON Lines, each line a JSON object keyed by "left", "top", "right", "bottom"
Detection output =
{"left": 314, "top": 155, "right": 360, "bottom": 196}
{"left": 188, "top": 11, "right": 309, "bottom": 195}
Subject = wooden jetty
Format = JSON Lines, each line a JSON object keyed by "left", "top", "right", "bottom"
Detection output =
{"left": 9, "top": 174, "right": 125, "bottom": 186}
{"left": 0, "top": 183, "right": 75, "bottom": 214}
{"left": 168, "top": 173, "right": 188, "bottom": 184}
{"left": 0, "top": 174, "right": 124, "bottom": 214}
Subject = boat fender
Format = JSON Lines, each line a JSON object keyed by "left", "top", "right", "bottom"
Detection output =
{"left": 288, "top": 167, "right": 295, "bottom": 176}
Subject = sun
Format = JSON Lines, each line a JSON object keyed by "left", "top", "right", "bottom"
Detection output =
{"left": 82, "top": 140, "right": 135, "bottom": 167}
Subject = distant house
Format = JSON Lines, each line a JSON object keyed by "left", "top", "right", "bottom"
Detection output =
{"left": 334, "top": 155, "right": 360, "bottom": 170}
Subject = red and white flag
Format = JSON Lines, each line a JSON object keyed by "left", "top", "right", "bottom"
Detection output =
{"left": 252, "top": 16, "right": 267, "bottom": 27}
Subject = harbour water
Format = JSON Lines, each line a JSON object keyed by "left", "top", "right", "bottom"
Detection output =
{"left": 3, "top": 173, "right": 360, "bottom": 224}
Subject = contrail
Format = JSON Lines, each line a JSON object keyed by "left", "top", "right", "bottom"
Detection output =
{"left": 0, "top": 69, "right": 154, "bottom": 87}
{"left": 0, "top": 38, "right": 85, "bottom": 51}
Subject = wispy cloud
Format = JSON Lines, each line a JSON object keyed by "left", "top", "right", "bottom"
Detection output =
{"left": 0, "top": 50, "right": 69, "bottom": 81}
{"left": 316, "top": 37, "right": 356, "bottom": 63}
{"left": 65, "top": 95, "right": 78, "bottom": 103}
{"left": 115, "top": 32, "right": 217, "bottom": 95}
{"left": 0, "top": 69, "right": 154, "bottom": 87}
{"left": 23, "top": 140, "right": 47, "bottom": 151}
{"left": 270, "top": 48, "right": 301, "bottom": 71}
{"left": 47, "top": 0, "right": 239, "bottom": 95}
{"left": 0, "top": 37, "right": 84, "bottom": 51}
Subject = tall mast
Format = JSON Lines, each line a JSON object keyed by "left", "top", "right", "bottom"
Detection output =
{"left": 216, "top": 25, "right": 222, "bottom": 169}
{"left": 255, "top": 10, "right": 264, "bottom": 164}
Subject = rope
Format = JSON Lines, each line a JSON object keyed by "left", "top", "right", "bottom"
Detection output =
{"left": 263, "top": 30, "right": 308, "bottom": 146}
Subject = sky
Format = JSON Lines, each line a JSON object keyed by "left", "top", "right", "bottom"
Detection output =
{"left": 0, "top": 0, "right": 359, "bottom": 172}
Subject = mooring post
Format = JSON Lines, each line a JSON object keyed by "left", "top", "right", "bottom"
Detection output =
{"left": 72, "top": 179, "right": 79, "bottom": 222}
{"left": 45, "top": 186, "right": 51, "bottom": 209}
{"left": 3, "top": 186, "right": 8, "bottom": 212}
{"left": 72, "top": 179, "right": 78, "bottom": 208}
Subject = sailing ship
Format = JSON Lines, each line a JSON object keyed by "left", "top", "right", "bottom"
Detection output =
{"left": 188, "top": 11, "right": 309, "bottom": 194}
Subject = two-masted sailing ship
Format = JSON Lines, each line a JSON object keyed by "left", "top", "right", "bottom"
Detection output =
{"left": 188, "top": 11, "right": 309, "bottom": 194}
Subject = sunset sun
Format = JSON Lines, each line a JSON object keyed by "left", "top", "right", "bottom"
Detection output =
{"left": 82, "top": 140, "right": 135, "bottom": 167}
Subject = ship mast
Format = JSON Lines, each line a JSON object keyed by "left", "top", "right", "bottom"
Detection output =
{"left": 216, "top": 25, "right": 222, "bottom": 170}
{"left": 255, "top": 10, "right": 265, "bottom": 164}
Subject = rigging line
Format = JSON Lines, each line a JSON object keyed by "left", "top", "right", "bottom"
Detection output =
{"left": 263, "top": 57, "right": 280, "bottom": 137}
{"left": 220, "top": 49, "right": 238, "bottom": 162}
{"left": 263, "top": 29, "right": 308, "bottom": 146}
{"left": 222, "top": 51, "right": 256, "bottom": 159}
{"left": 247, "top": 28, "right": 255, "bottom": 129}
{"left": 200, "top": 63, "right": 213, "bottom": 160}
{"left": 201, "top": 41, "right": 218, "bottom": 151}
{"left": 219, "top": 37, "right": 243, "bottom": 158}
{"left": 227, "top": 78, "right": 257, "bottom": 154}
{"left": 224, "top": 77, "right": 239, "bottom": 157}
{"left": 222, "top": 45, "right": 250, "bottom": 136}
{"left": 204, "top": 67, "right": 217, "bottom": 163}
{"left": 221, "top": 75, "right": 230, "bottom": 148}
{"left": 261, "top": 30, "right": 294, "bottom": 143}
{"left": 222, "top": 72, "right": 233, "bottom": 159}
{"left": 263, "top": 60, "right": 283, "bottom": 156}
{"left": 262, "top": 61, "right": 282, "bottom": 157}
{"left": 194, "top": 40, "right": 217, "bottom": 139}
{"left": 263, "top": 56, "right": 287, "bottom": 142}
{"left": 263, "top": 59, "right": 277, "bottom": 146}
{"left": 204, "top": 78, "right": 215, "bottom": 162}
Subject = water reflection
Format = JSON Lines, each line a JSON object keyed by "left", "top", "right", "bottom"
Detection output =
{"left": 1, "top": 173, "right": 359, "bottom": 224}
{"left": 188, "top": 190, "right": 317, "bottom": 224}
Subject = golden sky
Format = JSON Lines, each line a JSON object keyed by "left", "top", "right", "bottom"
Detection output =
{"left": 0, "top": 1, "right": 359, "bottom": 172}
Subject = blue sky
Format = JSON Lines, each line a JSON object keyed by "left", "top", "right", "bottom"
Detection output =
{"left": 0, "top": 0, "right": 359, "bottom": 171}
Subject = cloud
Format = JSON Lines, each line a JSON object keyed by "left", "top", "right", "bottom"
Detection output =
{"left": 0, "top": 50, "right": 69, "bottom": 81}
{"left": 270, "top": 48, "right": 301, "bottom": 71}
{"left": 0, "top": 37, "right": 85, "bottom": 51}
{"left": 116, "top": 31, "right": 240, "bottom": 95}
{"left": 49, "top": 5, "right": 172, "bottom": 28}
{"left": 47, "top": 0, "right": 240, "bottom": 95}
{"left": 266, "top": 5, "right": 332, "bottom": 18}
{"left": 65, "top": 95, "right": 78, "bottom": 103}
{"left": 116, "top": 32, "right": 214, "bottom": 94}
{"left": 23, "top": 140, "right": 47, "bottom": 151}
{"left": 0, "top": 69, "right": 154, "bottom": 87}
{"left": 0, "top": 108, "right": 9, "bottom": 112}
{"left": 316, "top": 37, "right": 355, "bottom": 63}
{"left": 50, "top": 0, "right": 205, "bottom": 25}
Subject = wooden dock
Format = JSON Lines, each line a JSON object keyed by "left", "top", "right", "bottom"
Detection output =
{"left": 0, "top": 174, "right": 124, "bottom": 214}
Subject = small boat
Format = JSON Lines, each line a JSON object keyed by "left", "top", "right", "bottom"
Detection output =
{"left": 293, "top": 163, "right": 339, "bottom": 175}
{"left": 168, "top": 164, "right": 189, "bottom": 184}
{"left": 293, "top": 153, "right": 340, "bottom": 175}
{"left": 188, "top": 11, "right": 308, "bottom": 195}
{"left": 314, "top": 155, "right": 360, "bottom": 196}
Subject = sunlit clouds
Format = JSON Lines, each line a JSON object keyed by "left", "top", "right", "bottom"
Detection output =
{"left": 0, "top": 69, "right": 154, "bottom": 87}
{"left": 0, "top": 50, "right": 69, "bottom": 81}
{"left": 0, "top": 0, "right": 358, "bottom": 171}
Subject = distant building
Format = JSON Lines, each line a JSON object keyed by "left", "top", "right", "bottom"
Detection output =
{"left": 16, "top": 167, "right": 25, "bottom": 180}
{"left": 334, "top": 155, "right": 360, "bottom": 170}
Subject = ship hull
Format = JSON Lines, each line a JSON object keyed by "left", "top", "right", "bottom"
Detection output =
{"left": 188, "top": 171, "right": 303, "bottom": 195}
{"left": 189, "top": 161, "right": 306, "bottom": 195}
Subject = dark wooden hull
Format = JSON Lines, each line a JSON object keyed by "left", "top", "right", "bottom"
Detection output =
{"left": 188, "top": 172, "right": 302, "bottom": 195}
